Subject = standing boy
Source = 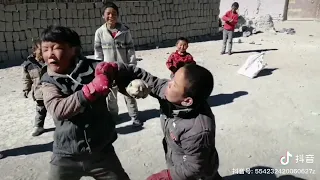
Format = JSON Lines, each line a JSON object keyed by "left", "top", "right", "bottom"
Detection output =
{"left": 94, "top": 2, "right": 142, "bottom": 126}
{"left": 166, "top": 37, "right": 196, "bottom": 78}
{"left": 40, "top": 25, "right": 129, "bottom": 180}
{"left": 221, "top": 2, "right": 239, "bottom": 55}
{"left": 113, "top": 63, "right": 222, "bottom": 180}
{"left": 22, "top": 39, "right": 47, "bottom": 136}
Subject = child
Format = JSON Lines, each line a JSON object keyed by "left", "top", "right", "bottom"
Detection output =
{"left": 40, "top": 25, "right": 129, "bottom": 180}
{"left": 21, "top": 39, "right": 47, "bottom": 137}
{"left": 113, "top": 62, "right": 222, "bottom": 180}
{"left": 94, "top": 2, "right": 143, "bottom": 127}
{"left": 221, "top": 2, "right": 239, "bottom": 55}
{"left": 166, "top": 37, "right": 196, "bottom": 78}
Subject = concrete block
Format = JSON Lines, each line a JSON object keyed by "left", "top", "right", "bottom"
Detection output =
{"left": 80, "top": 36, "right": 85, "bottom": 44}
{"left": 19, "top": 11, "right": 27, "bottom": 21}
{"left": 86, "top": 27, "right": 92, "bottom": 36}
{"left": 84, "top": 19, "right": 90, "bottom": 27}
{"left": 19, "top": 31, "right": 26, "bottom": 41}
{"left": 15, "top": 51, "right": 22, "bottom": 61}
{"left": 83, "top": 10, "right": 89, "bottom": 18}
{"left": 0, "top": 42, "right": 6, "bottom": 51}
{"left": 66, "top": 9, "right": 72, "bottom": 18}
{"left": 95, "top": 9, "right": 101, "bottom": 18}
{"left": 25, "top": 30, "right": 32, "bottom": 39}
{"left": 78, "top": 10, "right": 84, "bottom": 18}
{"left": 5, "top": 5, "right": 16, "bottom": 12}
{"left": 80, "top": 28, "right": 86, "bottom": 35}
{"left": 53, "top": 9, "right": 60, "bottom": 18}
{"left": 34, "top": 10, "right": 41, "bottom": 19}
{"left": 0, "top": 52, "right": 8, "bottom": 62}
{"left": 78, "top": 19, "right": 84, "bottom": 27}
{"left": 13, "top": 12, "right": 20, "bottom": 22}
{"left": 89, "top": 9, "right": 95, "bottom": 18}
{"left": 31, "top": 28, "right": 38, "bottom": 38}
{"left": 40, "top": 11, "right": 47, "bottom": 20}
{"left": 27, "top": 39, "right": 32, "bottom": 48}
{"left": 38, "top": 3, "right": 47, "bottom": 10}
{"left": 73, "top": 19, "right": 79, "bottom": 27}
{"left": 57, "top": 3, "right": 67, "bottom": 10}
{"left": 34, "top": 19, "right": 40, "bottom": 29}
{"left": 47, "top": 19, "right": 53, "bottom": 26}
{"left": 5, "top": 22, "right": 13, "bottom": 32}
{"left": 77, "top": 3, "right": 86, "bottom": 10}
{"left": 60, "top": 18, "right": 66, "bottom": 27}
{"left": 26, "top": 11, "right": 34, "bottom": 20}
{"left": 85, "top": 3, "right": 94, "bottom": 9}
{"left": 5, "top": 12, "right": 13, "bottom": 22}
{"left": 72, "top": 10, "right": 78, "bottom": 18}
{"left": 67, "top": 19, "right": 72, "bottom": 27}
{"left": 60, "top": 9, "right": 66, "bottom": 18}
{"left": 6, "top": 42, "right": 14, "bottom": 51}
{"left": 90, "top": 19, "right": 95, "bottom": 27}
{"left": 53, "top": 19, "right": 60, "bottom": 26}
{"left": 94, "top": 2, "right": 103, "bottom": 9}
{"left": 16, "top": 4, "right": 27, "bottom": 11}
{"left": 21, "top": 41, "right": 27, "bottom": 50}
{"left": 13, "top": 22, "right": 20, "bottom": 32}
{"left": 48, "top": 3, "right": 58, "bottom": 10}
{"left": 14, "top": 41, "right": 21, "bottom": 50}
{"left": 0, "top": 32, "right": 3, "bottom": 42}
{"left": 27, "top": 3, "right": 37, "bottom": 10}
{"left": 95, "top": 18, "right": 102, "bottom": 26}
{"left": 68, "top": 3, "right": 77, "bottom": 10}
{"left": 21, "top": 50, "right": 29, "bottom": 59}
{"left": 85, "top": 36, "right": 91, "bottom": 44}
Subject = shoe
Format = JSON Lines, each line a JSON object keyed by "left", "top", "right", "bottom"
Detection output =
{"left": 31, "top": 127, "right": 45, "bottom": 137}
{"left": 132, "top": 118, "right": 143, "bottom": 127}
{"left": 228, "top": 52, "right": 232, "bottom": 55}
{"left": 220, "top": 51, "right": 225, "bottom": 55}
{"left": 0, "top": 153, "right": 3, "bottom": 159}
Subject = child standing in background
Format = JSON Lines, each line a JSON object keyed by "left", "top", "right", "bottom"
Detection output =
{"left": 221, "top": 2, "right": 239, "bottom": 55}
{"left": 21, "top": 40, "right": 47, "bottom": 137}
{"left": 166, "top": 37, "right": 196, "bottom": 78}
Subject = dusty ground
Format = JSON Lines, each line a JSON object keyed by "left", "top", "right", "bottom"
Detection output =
{"left": 0, "top": 21, "right": 319, "bottom": 180}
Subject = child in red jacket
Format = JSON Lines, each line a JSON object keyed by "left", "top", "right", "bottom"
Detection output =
{"left": 221, "top": 2, "right": 239, "bottom": 55}
{"left": 166, "top": 37, "right": 196, "bottom": 78}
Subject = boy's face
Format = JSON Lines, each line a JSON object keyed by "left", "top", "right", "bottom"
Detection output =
{"left": 103, "top": 8, "right": 118, "bottom": 26}
{"left": 176, "top": 40, "right": 188, "bottom": 54}
{"left": 165, "top": 67, "right": 193, "bottom": 107}
{"left": 231, "top": 6, "right": 238, "bottom": 12}
{"left": 41, "top": 41, "right": 76, "bottom": 74}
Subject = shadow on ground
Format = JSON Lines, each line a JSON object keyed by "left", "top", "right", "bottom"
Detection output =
{"left": 255, "top": 68, "right": 279, "bottom": 78}
{"left": 208, "top": 91, "right": 249, "bottom": 107}
{"left": 233, "top": 48, "right": 278, "bottom": 54}
{"left": 0, "top": 141, "right": 53, "bottom": 159}
{"left": 116, "top": 109, "right": 159, "bottom": 135}
{"left": 224, "top": 166, "right": 306, "bottom": 180}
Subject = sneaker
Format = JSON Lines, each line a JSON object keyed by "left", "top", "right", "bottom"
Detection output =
{"left": 228, "top": 52, "right": 232, "bottom": 55}
{"left": 0, "top": 153, "right": 3, "bottom": 159}
{"left": 31, "top": 127, "right": 45, "bottom": 137}
{"left": 132, "top": 118, "right": 143, "bottom": 127}
{"left": 220, "top": 51, "right": 225, "bottom": 55}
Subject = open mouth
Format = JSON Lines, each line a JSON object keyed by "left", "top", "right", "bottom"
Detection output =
{"left": 49, "top": 61, "right": 59, "bottom": 65}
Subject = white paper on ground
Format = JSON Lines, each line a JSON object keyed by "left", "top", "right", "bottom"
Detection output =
{"left": 237, "top": 52, "right": 267, "bottom": 78}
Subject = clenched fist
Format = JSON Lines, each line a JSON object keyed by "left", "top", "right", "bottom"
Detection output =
{"left": 126, "top": 79, "right": 150, "bottom": 99}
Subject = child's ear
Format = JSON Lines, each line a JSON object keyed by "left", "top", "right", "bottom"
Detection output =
{"left": 181, "top": 97, "right": 193, "bottom": 107}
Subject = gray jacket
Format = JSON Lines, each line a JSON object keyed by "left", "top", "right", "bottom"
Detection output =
{"left": 115, "top": 63, "right": 220, "bottom": 180}
{"left": 94, "top": 23, "right": 137, "bottom": 65}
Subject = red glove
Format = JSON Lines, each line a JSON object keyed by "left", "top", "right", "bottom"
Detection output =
{"left": 95, "top": 62, "right": 118, "bottom": 81}
{"left": 146, "top": 169, "right": 172, "bottom": 180}
{"left": 82, "top": 74, "right": 111, "bottom": 102}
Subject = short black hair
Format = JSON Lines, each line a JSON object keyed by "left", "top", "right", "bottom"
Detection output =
{"left": 31, "top": 39, "right": 41, "bottom": 52}
{"left": 183, "top": 64, "right": 214, "bottom": 105}
{"left": 40, "top": 26, "right": 81, "bottom": 48}
{"left": 177, "top": 37, "right": 189, "bottom": 44}
{"left": 102, "top": 2, "right": 119, "bottom": 15}
{"left": 232, "top": 2, "right": 239, "bottom": 8}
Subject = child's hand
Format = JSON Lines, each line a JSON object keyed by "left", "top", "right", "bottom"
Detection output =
{"left": 82, "top": 74, "right": 111, "bottom": 102}
{"left": 95, "top": 62, "right": 118, "bottom": 82}
{"left": 229, "top": 18, "right": 233, "bottom": 22}
{"left": 126, "top": 79, "right": 150, "bottom": 99}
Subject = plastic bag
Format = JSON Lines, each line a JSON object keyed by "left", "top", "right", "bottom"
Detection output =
{"left": 237, "top": 52, "right": 267, "bottom": 78}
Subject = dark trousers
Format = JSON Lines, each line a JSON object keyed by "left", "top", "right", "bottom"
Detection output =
{"left": 35, "top": 100, "right": 47, "bottom": 127}
{"left": 48, "top": 148, "right": 130, "bottom": 180}
{"left": 222, "top": 29, "right": 234, "bottom": 53}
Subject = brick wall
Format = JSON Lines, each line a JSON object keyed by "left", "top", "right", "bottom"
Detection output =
{"left": 0, "top": 0, "right": 220, "bottom": 64}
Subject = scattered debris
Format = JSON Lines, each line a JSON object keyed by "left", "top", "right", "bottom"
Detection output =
{"left": 311, "top": 112, "right": 320, "bottom": 116}
{"left": 233, "top": 38, "right": 242, "bottom": 43}
{"left": 278, "top": 28, "right": 296, "bottom": 35}
{"left": 309, "top": 35, "right": 314, "bottom": 37}
{"left": 227, "top": 63, "right": 239, "bottom": 66}
{"left": 248, "top": 155, "right": 252, "bottom": 158}
{"left": 249, "top": 41, "right": 255, "bottom": 44}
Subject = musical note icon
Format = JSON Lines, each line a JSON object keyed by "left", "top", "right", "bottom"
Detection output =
{"left": 280, "top": 151, "right": 292, "bottom": 165}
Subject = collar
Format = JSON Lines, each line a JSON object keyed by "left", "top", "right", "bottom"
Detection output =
{"left": 175, "top": 50, "right": 189, "bottom": 57}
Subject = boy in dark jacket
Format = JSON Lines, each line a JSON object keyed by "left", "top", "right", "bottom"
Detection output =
{"left": 166, "top": 37, "right": 196, "bottom": 78}
{"left": 221, "top": 2, "right": 239, "bottom": 55}
{"left": 113, "top": 63, "right": 222, "bottom": 180}
{"left": 40, "top": 25, "right": 129, "bottom": 180}
{"left": 21, "top": 39, "right": 47, "bottom": 136}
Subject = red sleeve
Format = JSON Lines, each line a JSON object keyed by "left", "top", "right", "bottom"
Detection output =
{"left": 185, "top": 54, "right": 196, "bottom": 64}
{"left": 222, "top": 11, "right": 229, "bottom": 22}
{"left": 166, "top": 53, "right": 175, "bottom": 69}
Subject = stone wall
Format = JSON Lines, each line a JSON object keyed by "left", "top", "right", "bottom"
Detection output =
{"left": 219, "top": 0, "right": 287, "bottom": 21}
{"left": 0, "top": 0, "right": 220, "bottom": 64}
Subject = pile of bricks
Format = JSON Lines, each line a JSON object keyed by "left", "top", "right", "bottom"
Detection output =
{"left": 0, "top": 0, "right": 220, "bottom": 64}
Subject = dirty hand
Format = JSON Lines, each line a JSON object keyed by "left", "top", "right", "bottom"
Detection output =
{"left": 23, "top": 90, "right": 30, "bottom": 98}
{"left": 94, "top": 62, "right": 118, "bottom": 82}
{"left": 82, "top": 74, "right": 111, "bottom": 102}
{"left": 146, "top": 169, "right": 172, "bottom": 180}
{"left": 126, "top": 79, "right": 150, "bottom": 99}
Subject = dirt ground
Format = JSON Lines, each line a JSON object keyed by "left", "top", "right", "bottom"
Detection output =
{"left": 0, "top": 21, "right": 319, "bottom": 180}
